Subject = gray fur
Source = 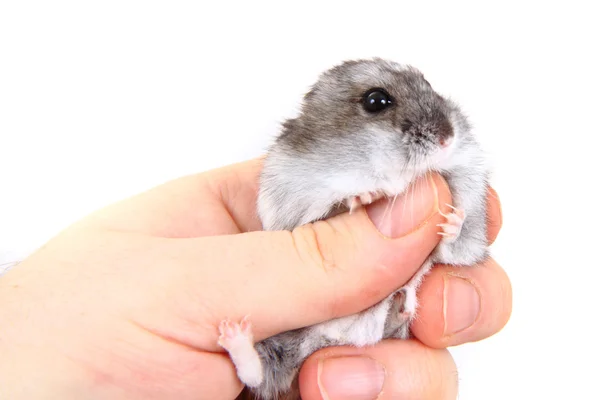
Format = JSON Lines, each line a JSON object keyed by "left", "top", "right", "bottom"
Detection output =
{"left": 238, "top": 58, "right": 490, "bottom": 399}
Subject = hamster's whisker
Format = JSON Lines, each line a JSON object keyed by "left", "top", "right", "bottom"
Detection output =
{"left": 401, "top": 181, "right": 409, "bottom": 225}
{"left": 384, "top": 193, "right": 399, "bottom": 224}
{"left": 419, "top": 169, "right": 426, "bottom": 216}
{"left": 403, "top": 160, "right": 413, "bottom": 225}
{"left": 378, "top": 198, "right": 391, "bottom": 227}
{"left": 410, "top": 157, "right": 421, "bottom": 226}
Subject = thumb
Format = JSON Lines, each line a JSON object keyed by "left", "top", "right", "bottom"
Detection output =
{"left": 173, "top": 173, "right": 452, "bottom": 345}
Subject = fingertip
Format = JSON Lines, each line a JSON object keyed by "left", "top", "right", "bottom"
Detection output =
{"left": 411, "top": 257, "right": 512, "bottom": 348}
{"left": 298, "top": 340, "right": 458, "bottom": 400}
{"left": 486, "top": 186, "right": 502, "bottom": 244}
{"left": 409, "top": 269, "right": 447, "bottom": 347}
{"left": 297, "top": 359, "right": 322, "bottom": 400}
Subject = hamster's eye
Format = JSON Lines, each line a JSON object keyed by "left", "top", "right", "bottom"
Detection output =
{"left": 362, "top": 88, "right": 392, "bottom": 113}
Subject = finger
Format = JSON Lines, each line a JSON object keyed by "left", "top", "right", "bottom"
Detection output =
{"left": 143, "top": 173, "right": 453, "bottom": 349}
{"left": 410, "top": 257, "right": 512, "bottom": 348}
{"left": 486, "top": 186, "right": 502, "bottom": 244}
{"left": 297, "top": 339, "right": 458, "bottom": 400}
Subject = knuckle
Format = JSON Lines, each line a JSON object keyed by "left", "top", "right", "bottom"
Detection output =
{"left": 290, "top": 221, "right": 356, "bottom": 319}
{"left": 290, "top": 221, "right": 338, "bottom": 273}
{"left": 288, "top": 219, "right": 367, "bottom": 319}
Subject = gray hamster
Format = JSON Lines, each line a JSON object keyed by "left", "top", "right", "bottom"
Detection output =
{"left": 217, "top": 58, "right": 490, "bottom": 400}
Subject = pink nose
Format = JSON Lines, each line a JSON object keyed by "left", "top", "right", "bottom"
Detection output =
{"left": 440, "top": 137, "right": 452, "bottom": 147}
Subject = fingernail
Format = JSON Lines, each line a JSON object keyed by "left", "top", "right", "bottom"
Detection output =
{"left": 443, "top": 274, "right": 481, "bottom": 336}
{"left": 318, "top": 356, "right": 385, "bottom": 400}
{"left": 366, "top": 175, "right": 438, "bottom": 238}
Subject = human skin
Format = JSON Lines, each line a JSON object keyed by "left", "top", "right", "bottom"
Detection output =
{"left": 0, "top": 157, "right": 510, "bottom": 400}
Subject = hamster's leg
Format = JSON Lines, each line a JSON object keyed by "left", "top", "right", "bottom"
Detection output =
{"left": 217, "top": 316, "right": 264, "bottom": 388}
{"left": 383, "top": 287, "right": 414, "bottom": 338}
{"left": 384, "top": 206, "right": 466, "bottom": 338}
{"left": 383, "top": 260, "right": 431, "bottom": 339}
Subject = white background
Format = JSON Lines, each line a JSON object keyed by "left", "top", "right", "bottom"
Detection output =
{"left": 1, "top": 1, "right": 599, "bottom": 399}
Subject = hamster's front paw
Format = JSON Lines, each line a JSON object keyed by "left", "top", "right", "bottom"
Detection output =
{"left": 437, "top": 204, "right": 465, "bottom": 242}
{"left": 345, "top": 191, "right": 385, "bottom": 213}
{"left": 218, "top": 316, "right": 264, "bottom": 388}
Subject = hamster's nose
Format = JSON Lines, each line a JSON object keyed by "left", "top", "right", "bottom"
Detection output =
{"left": 439, "top": 136, "right": 453, "bottom": 148}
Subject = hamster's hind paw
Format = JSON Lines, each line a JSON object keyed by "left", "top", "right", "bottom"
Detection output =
{"left": 397, "top": 286, "right": 417, "bottom": 322}
{"left": 218, "top": 316, "right": 264, "bottom": 388}
{"left": 384, "top": 285, "right": 418, "bottom": 339}
{"left": 437, "top": 204, "right": 466, "bottom": 242}
{"left": 345, "top": 191, "right": 385, "bottom": 214}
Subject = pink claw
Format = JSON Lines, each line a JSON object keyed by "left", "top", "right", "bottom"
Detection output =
{"left": 438, "top": 205, "right": 466, "bottom": 241}
{"left": 345, "top": 191, "right": 385, "bottom": 214}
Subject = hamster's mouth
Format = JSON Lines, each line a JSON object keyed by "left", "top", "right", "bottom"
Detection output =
{"left": 406, "top": 133, "right": 457, "bottom": 172}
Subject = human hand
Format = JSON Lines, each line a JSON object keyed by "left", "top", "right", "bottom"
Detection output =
{"left": 0, "top": 158, "right": 509, "bottom": 400}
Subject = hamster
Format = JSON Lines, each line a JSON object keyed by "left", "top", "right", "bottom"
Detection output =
{"left": 217, "top": 58, "right": 491, "bottom": 400}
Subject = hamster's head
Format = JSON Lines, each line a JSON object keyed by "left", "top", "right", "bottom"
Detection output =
{"left": 283, "top": 58, "right": 471, "bottom": 173}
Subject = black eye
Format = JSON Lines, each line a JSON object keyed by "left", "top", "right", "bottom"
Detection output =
{"left": 362, "top": 88, "right": 392, "bottom": 113}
